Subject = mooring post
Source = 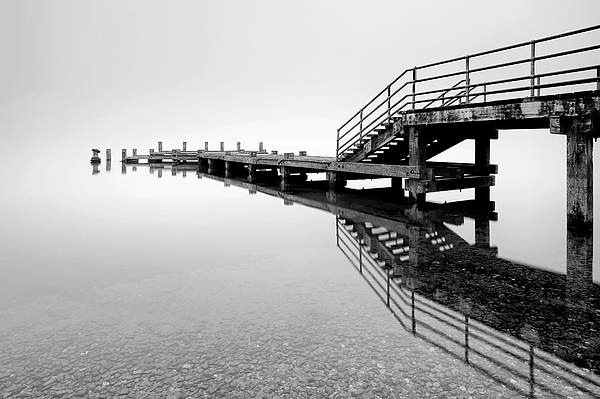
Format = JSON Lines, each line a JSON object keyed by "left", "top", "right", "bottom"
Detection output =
{"left": 106, "top": 149, "right": 111, "bottom": 161}
{"left": 259, "top": 142, "right": 264, "bottom": 152}
{"left": 183, "top": 142, "right": 187, "bottom": 151}
{"left": 565, "top": 117, "right": 594, "bottom": 231}
{"left": 205, "top": 142, "right": 209, "bottom": 151}
{"left": 220, "top": 142, "right": 224, "bottom": 152}
{"left": 158, "top": 141, "right": 163, "bottom": 152}
{"left": 237, "top": 142, "right": 241, "bottom": 151}
{"left": 121, "top": 149, "right": 126, "bottom": 162}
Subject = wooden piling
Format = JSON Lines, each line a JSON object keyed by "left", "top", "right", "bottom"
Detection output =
{"left": 205, "top": 142, "right": 209, "bottom": 151}
{"left": 237, "top": 142, "right": 241, "bottom": 151}
{"left": 158, "top": 141, "right": 163, "bottom": 152}
{"left": 122, "top": 149, "right": 126, "bottom": 161}
{"left": 106, "top": 149, "right": 111, "bottom": 160}
{"left": 565, "top": 117, "right": 594, "bottom": 231}
{"left": 406, "top": 126, "right": 427, "bottom": 203}
{"left": 220, "top": 142, "right": 225, "bottom": 152}
{"left": 259, "top": 142, "right": 264, "bottom": 152}
{"left": 475, "top": 133, "right": 492, "bottom": 203}
{"left": 183, "top": 142, "right": 187, "bottom": 151}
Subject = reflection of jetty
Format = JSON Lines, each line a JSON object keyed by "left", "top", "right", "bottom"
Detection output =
{"left": 120, "top": 161, "right": 600, "bottom": 397}
{"left": 120, "top": 25, "right": 600, "bottom": 231}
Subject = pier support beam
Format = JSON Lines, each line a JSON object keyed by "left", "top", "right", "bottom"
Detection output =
{"left": 280, "top": 166, "right": 290, "bottom": 190}
{"left": 407, "top": 126, "right": 427, "bottom": 203}
{"left": 475, "top": 133, "right": 492, "bottom": 203}
{"left": 565, "top": 117, "right": 594, "bottom": 231}
{"left": 327, "top": 171, "right": 347, "bottom": 190}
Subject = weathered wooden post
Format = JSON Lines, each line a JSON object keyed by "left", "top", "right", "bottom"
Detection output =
{"left": 565, "top": 117, "right": 594, "bottom": 231}
{"left": 566, "top": 230, "right": 594, "bottom": 311}
{"left": 158, "top": 141, "right": 163, "bottom": 152}
{"left": 405, "top": 126, "right": 427, "bottom": 203}
{"left": 121, "top": 149, "right": 126, "bottom": 162}
{"left": 106, "top": 149, "right": 111, "bottom": 161}
{"left": 121, "top": 161, "right": 126, "bottom": 174}
{"left": 220, "top": 142, "right": 224, "bottom": 152}
{"left": 248, "top": 165, "right": 256, "bottom": 183}
{"left": 157, "top": 169, "right": 163, "bottom": 178}
{"left": 183, "top": 142, "right": 187, "bottom": 151}
{"left": 259, "top": 142, "right": 264, "bottom": 152}
{"left": 92, "top": 163, "right": 100, "bottom": 175}
{"left": 91, "top": 149, "right": 101, "bottom": 164}
{"left": 205, "top": 142, "right": 209, "bottom": 151}
{"left": 530, "top": 40, "right": 536, "bottom": 97}
{"left": 225, "top": 161, "right": 231, "bottom": 178}
{"left": 299, "top": 151, "right": 307, "bottom": 156}
{"left": 474, "top": 131, "right": 493, "bottom": 203}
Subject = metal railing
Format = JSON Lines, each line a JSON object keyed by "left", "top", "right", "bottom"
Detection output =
{"left": 337, "top": 24, "right": 600, "bottom": 160}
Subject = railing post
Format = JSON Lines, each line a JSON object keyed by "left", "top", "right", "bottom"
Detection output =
{"left": 483, "top": 83, "right": 487, "bottom": 103}
{"left": 412, "top": 67, "right": 417, "bottom": 110}
{"left": 387, "top": 84, "right": 391, "bottom": 122}
{"left": 336, "top": 128, "right": 340, "bottom": 160}
{"left": 530, "top": 40, "right": 536, "bottom": 97}
{"left": 465, "top": 56, "right": 470, "bottom": 104}
{"left": 359, "top": 108, "right": 364, "bottom": 142}
{"left": 536, "top": 76, "right": 541, "bottom": 97}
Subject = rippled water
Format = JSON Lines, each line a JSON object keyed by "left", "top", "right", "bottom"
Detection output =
{"left": 1, "top": 141, "right": 600, "bottom": 398}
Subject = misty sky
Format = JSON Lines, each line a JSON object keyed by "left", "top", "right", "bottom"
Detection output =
{"left": 1, "top": 0, "right": 599, "bottom": 156}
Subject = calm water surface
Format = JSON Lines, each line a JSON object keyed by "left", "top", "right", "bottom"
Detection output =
{"left": 1, "top": 144, "right": 599, "bottom": 398}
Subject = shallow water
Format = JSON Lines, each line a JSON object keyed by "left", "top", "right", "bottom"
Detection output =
{"left": 1, "top": 146, "right": 600, "bottom": 398}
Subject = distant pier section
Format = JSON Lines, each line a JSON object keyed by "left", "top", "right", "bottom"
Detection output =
{"left": 118, "top": 25, "right": 600, "bottom": 231}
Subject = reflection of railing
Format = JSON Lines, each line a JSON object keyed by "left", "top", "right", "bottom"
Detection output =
{"left": 337, "top": 24, "right": 600, "bottom": 160}
{"left": 336, "top": 216, "right": 600, "bottom": 398}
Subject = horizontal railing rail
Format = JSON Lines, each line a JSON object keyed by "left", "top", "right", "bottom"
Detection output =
{"left": 337, "top": 24, "right": 600, "bottom": 160}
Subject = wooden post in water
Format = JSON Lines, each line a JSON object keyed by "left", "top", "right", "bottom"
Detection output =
{"left": 183, "top": 142, "right": 187, "bottom": 151}
{"left": 259, "top": 142, "right": 264, "bottom": 152}
{"left": 248, "top": 165, "right": 256, "bottom": 183}
{"left": 225, "top": 161, "right": 231, "bottom": 178}
{"left": 106, "top": 149, "right": 111, "bottom": 161}
{"left": 565, "top": 116, "right": 594, "bottom": 231}
{"left": 205, "top": 142, "right": 209, "bottom": 151}
{"left": 474, "top": 131, "right": 492, "bottom": 203}
{"left": 280, "top": 166, "right": 290, "bottom": 190}
{"left": 220, "top": 142, "right": 225, "bottom": 152}
{"left": 406, "top": 126, "right": 427, "bottom": 203}
{"left": 121, "top": 149, "right": 126, "bottom": 162}
{"left": 158, "top": 141, "right": 163, "bottom": 152}
{"left": 237, "top": 142, "right": 241, "bottom": 151}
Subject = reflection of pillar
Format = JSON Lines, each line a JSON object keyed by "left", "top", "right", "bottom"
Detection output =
{"left": 106, "top": 160, "right": 111, "bottom": 173}
{"left": 121, "top": 162, "right": 126, "bottom": 174}
{"left": 566, "top": 230, "right": 593, "bottom": 309}
{"left": 565, "top": 117, "right": 594, "bottom": 231}
{"left": 474, "top": 218, "right": 490, "bottom": 247}
{"left": 158, "top": 169, "right": 163, "bottom": 178}
{"left": 475, "top": 133, "right": 491, "bottom": 203}
{"left": 92, "top": 163, "right": 100, "bottom": 175}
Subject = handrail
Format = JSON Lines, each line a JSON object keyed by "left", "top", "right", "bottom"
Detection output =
{"left": 337, "top": 24, "right": 600, "bottom": 160}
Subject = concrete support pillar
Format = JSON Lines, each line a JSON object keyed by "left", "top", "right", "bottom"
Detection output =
{"left": 280, "top": 166, "right": 290, "bottom": 190}
{"left": 565, "top": 117, "right": 594, "bottom": 231}
{"left": 327, "top": 171, "right": 346, "bottom": 190}
{"left": 475, "top": 134, "right": 492, "bottom": 203}
{"left": 391, "top": 177, "right": 405, "bottom": 198}
{"left": 248, "top": 165, "right": 256, "bottom": 183}
{"left": 407, "top": 125, "right": 427, "bottom": 203}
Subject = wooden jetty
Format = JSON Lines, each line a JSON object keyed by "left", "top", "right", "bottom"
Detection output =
{"left": 121, "top": 24, "right": 600, "bottom": 231}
